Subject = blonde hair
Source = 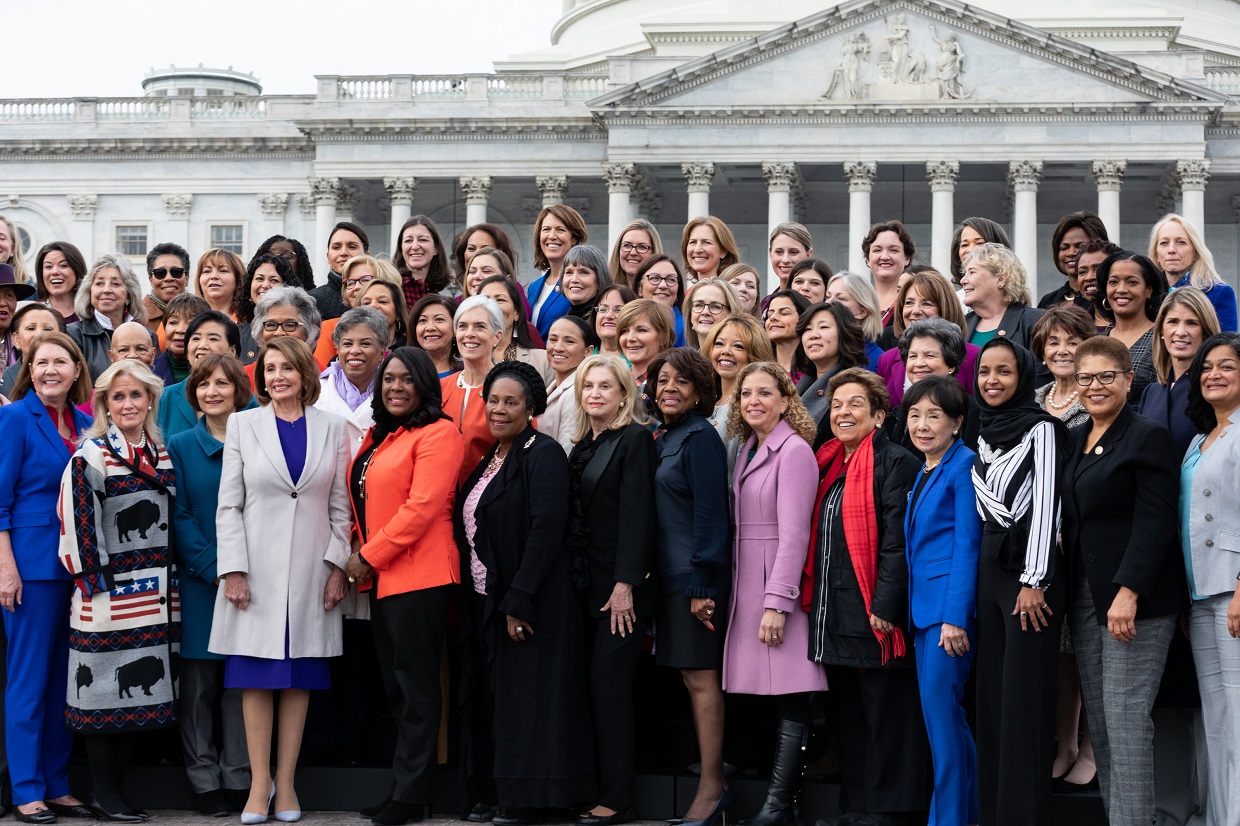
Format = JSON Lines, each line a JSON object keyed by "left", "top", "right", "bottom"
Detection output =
{"left": 768, "top": 222, "right": 813, "bottom": 252}
{"left": 724, "top": 361, "right": 816, "bottom": 444}
{"left": 1152, "top": 286, "right": 1221, "bottom": 384}
{"left": 570, "top": 353, "right": 651, "bottom": 444}
{"left": 963, "top": 243, "right": 1032, "bottom": 306}
{"left": 720, "top": 263, "right": 762, "bottom": 314}
{"left": 1148, "top": 214, "right": 1221, "bottom": 291}
{"left": 828, "top": 272, "right": 884, "bottom": 340}
{"left": 84, "top": 359, "right": 165, "bottom": 445}
{"left": 0, "top": 215, "right": 28, "bottom": 284}
{"left": 341, "top": 254, "right": 402, "bottom": 301}
{"left": 608, "top": 220, "right": 663, "bottom": 289}
{"left": 682, "top": 278, "right": 742, "bottom": 350}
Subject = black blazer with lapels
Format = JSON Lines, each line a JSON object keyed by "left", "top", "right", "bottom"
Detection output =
{"left": 1062, "top": 405, "right": 1189, "bottom": 623}
{"left": 569, "top": 422, "right": 659, "bottom": 618}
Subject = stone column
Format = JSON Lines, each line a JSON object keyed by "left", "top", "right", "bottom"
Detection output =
{"left": 309, "top": 177, "right": 340, "bottom": 255}
{"left": 682, "top": 162, "right": 715, "bottom": 221}
{"left": 536, "top": 176, "right": 569, "bottom": 207}
{"left": 1008, "top": 161, "right": 1042, "bottom": 282}
{"left": 258, "top": 194, "right": 288, "bottom": 240}
{"left": 460, "top": 176, "right": 493, "bottom": 226}
{"left": 844, "top": 162, "right": 877, "bottom": 273}
{"left": 763, "top": 162, "right": 797, "bottom": 293}
{"left": 926, "top": 161, "right": 959, "bottom": 276}
{"left": 1091, "top": 160, "right": 1126, "bottom": 239}
{"left": 384, "top": 176, "right": 417, "bottom": 253}
{"left": 1176, "top": 159, "right": 1210, "bottom": 231}
{"left": 66, "top": 195, "right": 97, "bottom": 258}
{"left": 161, "top": 194, "right": 193, "bottom": 251}
{"left": 604, "top": 163, "right": 636, "bottom": 251}
{"left": 335, "top": 184, "right": 359, "bottom": 225}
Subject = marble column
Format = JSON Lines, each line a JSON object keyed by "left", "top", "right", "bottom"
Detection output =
{"left": 1091, "top": 160, "right": 1126, "bottom": 239}
{"left": 335, "top": 185, "right": 359, "bottom": 225}
{"left": 460, "top": 176, "right": 492, "bottom": 226}
{"left": 763, "top": 162, "right": 796, "bottom": 294}
{"left": 844, "top": 162, "right": 876, "bottom": 274}
{"left": 1008, "top": 161, "right": 1042, "bottom": 281}
{"left": 604, "top": 163, "right": 636, "bottom": 251}
{"left": 926, "top": 161, "right": 959, "bottom": 276}
{"left": 309, "top": 177, "right": 340, "bottom": 255}
{"left": 536, "top": 175, "right": 569, "bottom": 207}
{"left": 1176, "top": 159, "right": 1210, "bottom": 231}
{"left": 258, "top": 194, "right": 288, "bottom": 240}
{"left": 66, "top": 195, "right": 97, "bottom": 258}
{"left": 384, "top": 176, "right": 417, "bottom": 253}
{"left": 682, "top": 162, "right": 715, "bottom": 221}
{"left": 161, "top": 194, "right": 193, "bottom": 251}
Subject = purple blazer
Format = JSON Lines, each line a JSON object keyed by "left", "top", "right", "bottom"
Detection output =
{"left": 721, "top": 418, "right": 828, "bottom": 695}
{"left": 877, "top": 342, "right": 980, "bottom": 407}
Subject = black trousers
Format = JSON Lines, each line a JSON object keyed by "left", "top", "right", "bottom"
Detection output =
{"left": 453, "top": 587, "right": 496, "bottom": 815}
{"left": 826, "top": 663, "right": 929, "bottom": 815}
{"left": 371, "top": 585, "right": 454, "bottom": 805}
{"left": 974, "top": 559, "right": 1065, "bottom": 826}
{"left": 587, "top": 614, "right": 651, "bottom": 810}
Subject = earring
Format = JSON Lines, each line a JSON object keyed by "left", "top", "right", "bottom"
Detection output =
{"left": 952, "top": 430, "right": 959, "bottom": 437}
{"left": 1101, "top": 298, "right": 1112, "bottom": 311}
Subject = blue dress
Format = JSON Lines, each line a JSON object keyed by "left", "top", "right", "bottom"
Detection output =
{"left": 223, "top": 416, "right": 330, "bottom": 690}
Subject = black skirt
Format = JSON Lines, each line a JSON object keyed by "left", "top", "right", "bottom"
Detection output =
{"left": 656, "top": 587, "right": 730, "bottom": 670}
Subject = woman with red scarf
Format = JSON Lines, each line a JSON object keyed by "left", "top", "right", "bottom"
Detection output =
{"left": 805, "top": 367, "right": 929, "bottom": 826}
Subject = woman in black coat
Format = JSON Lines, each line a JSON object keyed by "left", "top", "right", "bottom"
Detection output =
{"left": 455, "top": 361, "right": 596, "bottom": 826}
{"left": 568, "top": 354, "right": 657, "bottom": 826}
{"left": 1061, "top": 336, "right": 1188, "bottom": 826}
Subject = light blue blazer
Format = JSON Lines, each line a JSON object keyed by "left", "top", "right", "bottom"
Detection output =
{"left": 904, "top": 439, "right": 982, "bottom": 630}
{"left": 0, "top": 392, "right": 93, "bottom": 580}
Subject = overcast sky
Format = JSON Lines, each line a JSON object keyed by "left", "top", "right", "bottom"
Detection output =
{"left": 3, "top": 1, "right": 564, "bottom": 98}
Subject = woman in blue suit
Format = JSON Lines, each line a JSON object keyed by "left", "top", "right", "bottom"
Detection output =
{"left": 0, "top": 332, "right": 93, "bottom": 823}
{"left": 902, "top": 375, "right": 982, "bottom": 826}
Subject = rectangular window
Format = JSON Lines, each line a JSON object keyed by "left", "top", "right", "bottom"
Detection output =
{"left": 211, "top": 224, "right": 245, "bottom": 255}
{"left": 116, "top": 225, "right": 149, "bottom": 257}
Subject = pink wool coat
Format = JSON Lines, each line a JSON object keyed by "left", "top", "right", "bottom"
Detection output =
{"left": 722, "top": 418, "right": 828, "bottom": 695}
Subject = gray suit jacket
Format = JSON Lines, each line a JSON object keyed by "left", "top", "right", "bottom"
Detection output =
{"left": 1183, "top": 411, "right": 1240, "bottom": 598}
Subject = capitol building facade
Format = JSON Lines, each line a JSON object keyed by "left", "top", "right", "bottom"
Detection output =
{"left": 2, "top": 0, "right": 1239, "bottom": 296}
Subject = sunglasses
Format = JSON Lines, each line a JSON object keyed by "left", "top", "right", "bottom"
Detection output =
{"left": 151, "top": 267, "right": 187, "bottom": 280}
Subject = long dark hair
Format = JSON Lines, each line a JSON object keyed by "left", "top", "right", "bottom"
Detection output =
{"left": 1096, "top": 251, "right": 1167, "bottom": 324}
{"left": 254, "top": 235, "right": 315, "bottom": 290}
{"left": 1186, "top": 333, "right": 1240, "bottom": 434}
{"left": 479, "top": 275, "right": 539, "bottom": 349}
{"left": 396, "top": 216, "right": 451, "bottom": 293}
{"left": 793, "top": 301, "right": 867, "bottom": 379}
{"left": 370, "top": 347, "right": 449, "bottom": 442}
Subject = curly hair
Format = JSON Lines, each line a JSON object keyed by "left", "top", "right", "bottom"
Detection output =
{"left": 645, "top": 347, "right": 717, "bottom": 419}
{"left": 725, "top": 361, "right": 816, "bottom": 444}
{"left": 950, "top": 217, "right": 1010, "bottom": 285}
{"left": 239, "top": 253, "right": 298, "bottom": 323}
{"left": 963, "top": 243, "right": 1032, "bottom": 307}
{"left": 484, "top": 359, "right": 548, "bottom": 416}
{"left": 862, "top": 219, "right": 915, "bottom": 262}
{"left": 254, "top": 235, "right": 315, "bottom": 290}
{"left": 828, "top": 367, "right": 892, "bottom": 416}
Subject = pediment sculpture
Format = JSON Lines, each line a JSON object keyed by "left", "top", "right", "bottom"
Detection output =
{"left": 824, "top": 16, "right": 971, "bottom": 102}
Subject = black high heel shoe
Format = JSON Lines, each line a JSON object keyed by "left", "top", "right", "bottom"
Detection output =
{"left": 678, "top": 788, "right": 734, "bottom": 826}
{"left": 88, "top": 798, "right": 143, "bottom": 823}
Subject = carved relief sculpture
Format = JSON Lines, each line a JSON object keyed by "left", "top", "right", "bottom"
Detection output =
{"left": 930, "top": 25, "right": 968, "bottom": 99}
{"left": 825, "top": 33, "right": 870, "bottom": 100}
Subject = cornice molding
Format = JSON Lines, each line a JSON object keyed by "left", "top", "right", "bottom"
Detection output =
{"left": 597, "top": 107, "right": 1215, "bottom": 125}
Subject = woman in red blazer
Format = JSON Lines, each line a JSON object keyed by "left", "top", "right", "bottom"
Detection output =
{"left": 345, "top": 347, "right": 464, "bottom": 826}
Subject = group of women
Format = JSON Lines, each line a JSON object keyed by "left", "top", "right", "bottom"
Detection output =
{"left": 0, "top": 202, "right": 1236, "bottom": 826}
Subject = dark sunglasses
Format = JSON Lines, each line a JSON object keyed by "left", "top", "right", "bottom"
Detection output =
{"left": 151, "top": 267, "right": 187, "bottom": 280}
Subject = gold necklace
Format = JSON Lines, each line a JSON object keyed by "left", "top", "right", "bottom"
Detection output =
{"left": 484, "top": 445, "right": 510, "bottom": 476}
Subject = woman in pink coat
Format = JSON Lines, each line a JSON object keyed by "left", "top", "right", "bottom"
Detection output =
{"left": 722, "top": 361, "right": 827, "bottom": 826}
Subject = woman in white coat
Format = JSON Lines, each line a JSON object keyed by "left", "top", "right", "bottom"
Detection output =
{"left": 540, "top": 315, "right": 598, "bottom": 453}
{"left": 209, "top": 336, "right": 351, "bottom": 825}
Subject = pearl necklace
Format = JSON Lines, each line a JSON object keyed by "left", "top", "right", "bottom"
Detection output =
{"left": 1047, "top": 386, "right": 1079, "bottom": 411}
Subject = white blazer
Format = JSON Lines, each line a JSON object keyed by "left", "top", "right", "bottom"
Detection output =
{"left": 315, "top": 371, "right": 376, "bottom": 457}
{"left": 209, "top": 404, "right": 352, "bottom": 660}
{"left": 540, "top": 367, "right": 581, "bottom": 455}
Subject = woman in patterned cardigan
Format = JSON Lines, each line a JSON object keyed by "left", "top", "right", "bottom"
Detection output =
{"left": 59, "top": 359, "right": 178, "bottom": 821}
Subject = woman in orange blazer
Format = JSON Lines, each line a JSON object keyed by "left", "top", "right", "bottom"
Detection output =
{"left": 345, "top": 347, "right": 464, "bottom": 826}
{"left": 440, "top": 296, "right": 505, "bottom": 485}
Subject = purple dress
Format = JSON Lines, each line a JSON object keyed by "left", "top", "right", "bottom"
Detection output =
{"left": 224, "top": 416, "right": 331, "bottom": 690}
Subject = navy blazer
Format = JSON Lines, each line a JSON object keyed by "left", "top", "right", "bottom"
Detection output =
{"left": 1062, "top": 406, "right": 1189, "bottom": 623}
{"left": 1137, "top": 375, "right": 1196, "bottom": 460}
{"left": 904, "top": 440, "right": 982, "bottom": 630}
{"left": 0, "top": 392, "right": 93, "bottom": 580}
{"left": 964, "top": 302, "right": 1044, "bottom": 352}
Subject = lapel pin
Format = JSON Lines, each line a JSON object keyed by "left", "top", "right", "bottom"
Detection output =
{"left": 1094, "top": 445, "right": 1103, "bottom": 455}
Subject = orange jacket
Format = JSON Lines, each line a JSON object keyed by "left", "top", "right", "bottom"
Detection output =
{"left": 314, "top": 318, "right": 340, "bottom": 371}
{"left": 440, "top": 375, "right": 493, "bottom": 487}
{"left": 349, "top": 418, "right": 464, "bottom": 598}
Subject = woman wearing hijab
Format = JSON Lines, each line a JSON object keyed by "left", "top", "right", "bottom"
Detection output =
{"left": 970, "top": 338, "right": 1072, "bottom": 826}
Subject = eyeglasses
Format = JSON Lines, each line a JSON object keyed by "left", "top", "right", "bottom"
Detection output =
{"left": 644, "top": 273, "right": 679, "bottom": 288}
{"left": 262, "top": 319, "right": 305, "bottom": 333}
{"left": 1074, "top": 371, "right": 1121, "bottom": 387}
{"left": 594, "top": 304, "right": 624, "bottom": 316}
{"left": 151, "top": 267, "right": 186, "bottom": 280}
{"left": 344, "top": 275, "right": 376, "bottom": 290}
{"left": 620, "top": 242, "right": 653, "bottom": 254}
{"left": 691, "top": 300, "right": 727, "bottom": 315}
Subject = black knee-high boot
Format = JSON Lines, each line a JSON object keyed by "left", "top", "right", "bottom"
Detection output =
{"left": 738, "top": 719, "right": 809, "bottom": 826}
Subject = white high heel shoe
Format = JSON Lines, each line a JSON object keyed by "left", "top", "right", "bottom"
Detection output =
{"left": 240, "top": 784, "right": 275, "bottom": 825}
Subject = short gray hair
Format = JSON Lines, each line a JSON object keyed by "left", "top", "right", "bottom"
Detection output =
{"left": 252, "top": 285, "right": 322, "bottom": 348}
{"left": 76, "top": 254, "right": 148, "bottom": 324}
{"left": 828, "top": 271, "right": 883, "bottom": 341}
{"left": 563, "top": 244, "right": 613, "bottom": 291}
{"left": 332, "top": 306, "right": 391, "bottom": 349}
{"left": 455, "top": 295, "right": 504, "bottom": 334}
{"left": 898, "top": 316, "right": 966, "bottom": 371}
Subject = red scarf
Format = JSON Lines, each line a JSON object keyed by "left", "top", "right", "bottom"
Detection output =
{"left": 802, "top": 432, "right": 906, "bottom": 664}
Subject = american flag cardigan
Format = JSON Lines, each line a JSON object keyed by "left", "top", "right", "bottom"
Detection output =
{"left": 58, "top": 424, "right": 180, "bottom": 732}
